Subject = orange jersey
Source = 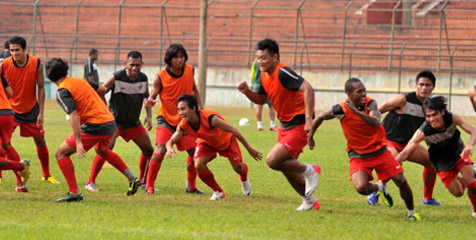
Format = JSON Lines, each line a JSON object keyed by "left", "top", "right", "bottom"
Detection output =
{"left": 157, "top": 64, "right": 195, "bottom": 126}
{"left": 58, "top": 77, "right": 114, "bottom": 125}
{"left": 179, "top": 110, "right": 232, "bottom": 151}
{"left": 260, "top": 62, "right": 305, "bottom": 122}
{"left": 336, "top": 97, "right": 386, "bottom": 155}
{"left": 1, "top": 55, "right": 38, "bottom": 114}
{"left": 0, "top": 76, "right": 11, "bottom": 111}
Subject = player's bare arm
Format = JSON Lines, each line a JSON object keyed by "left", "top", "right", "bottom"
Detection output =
{"left": 142, "top": 82, "right": 153, "bottom": 130}
{"left": 237, "top": 81, "right": 267, "bottom": 105}
{"left": 308, "top": 109, "right": 335, "bottom": 150}
{"left": 165, "top": 127, "right": 184, "bottom": 158}
{"left": 453, "top": 113, "right": 476, "bottom": 157}
{"left": 37, "top": 62, "right": 45, "bottom": 127}
{"left": 102, "top": 75, "right": 115, "bottom": 92}
{"left": 347, "top": 99, "right": 381, "bottom": 128}
{"left": 299, "top": 80, "right": 315, "bottom": 135}
{"left": 144, "top": 74, "right": 161, "bottom": 108}
{"left": 211, "top": 116, "right": 262, "bottom": 161}
{"left": 378, "top": 94, "right": 406, "bottom": 114}
{"left": 4, "top": 86, "right": 12, "bottom": 99}
{"left": 396, "top": 130, "right": 425, "bottom": 163}
{"left": 69, "top": 110, "right": 86, "bottom": 160}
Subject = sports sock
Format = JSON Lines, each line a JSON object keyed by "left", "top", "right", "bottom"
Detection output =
{"left": 102, "top": 150, "right": 133, "bottom": 180}
{"left": 270, "top": 120, "right": 276, "bottom": 128}
{"left": 36, "top": 145, "right": 50, "bottom": 178}
{"left": 0, "top": 159, "right": 23, "bottom": 171}
{"left": 466, "top": 181, "right": 476, "bottom": 212}
{"left": 239, "top": 163, "right": 248, "bottom": 182}
{"left": 302, "top": 164, "right": 315, "bottom": 177}
{"left": 139, "top": 153, "right": 151, "bottom": 183}
{"left": 0, "top": 148, "right": 4, "bottom": 178}
{"left": 375, "top": 182, "right": 384, "bottom": 192}
{"left": 198, "top": 167, "right": 222, "bottom": 192}
{"left": 186, "top": 155, "right": 197, "bottom": 190}
{"left": 4, "top": 146, "right": 21, "bottom": 184}
{"left": 302, "top": 195, "right": 315, "bottom": 203}
{"left": 257, "top": 121, "right": 263, "bottom": 129}
{"left": 407, "top": 209, "right": 415, "bottom": 216}
{"left": 423, "top": 167, "right": 437, "bottom": 200}
{"left": 146, "top": 153, "right": 163, "bottom": 191}
{"left": 87, "top": 155, "right": 105, "bottom": 184}
{"left": 58, "top": 157, "right": 79, "bottom": 193}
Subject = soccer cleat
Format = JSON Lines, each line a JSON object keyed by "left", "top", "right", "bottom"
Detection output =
{"left": 367, "top": 191, "right": 379, "bottom": 206}
{"left": 42, "top": 176, "right": 60, "bottom": 184}
{"left": 377, "top": 181, "right": 393, "bottom": 207}
{"left": 18, "top": 159, "right": 30, "bottom": 183}
{"left": 241, "top": 179, "right": 251, "bottom": 196}
{"left": 304, "top": 165, "right": 321, "bottom": 197}
{"left": 127, "top": 177, "right": 141, "bottom": 196}
{"left": 57, "top": 192, "right": 83, "bottom": 202}
{"left": 257, "top": 127, "right": 263, "bottom": 131}
{"left": 145, "top": 189, "right": 155, "bottom": 195}
{"left": 185, "top": 188, "right": 204, "bottom": 194}
{"left": 472, "top": 164, "right": 476, "bottom": 179}
{"left": 14, "top": 184, "right": 28, "bottom": 193}
{"left": 472, "top": 212, "right": 476, "bottom": 219}
{"left": 85, "top": 182, "right": 98, "bottom": 192}
{"left": 422, "top": 198, "right": 441, "bottom": 206}
{"left": 210, "top": 191, "right": 225, "bottom": 200}
{"left": 408, "top": 212, "right": 421, "bottom": 221}
{"left": 269, "top": 126, "right": 278, "bottom": 131}
{"left": 296, "top": 196, "right": 320, "bottom": 211}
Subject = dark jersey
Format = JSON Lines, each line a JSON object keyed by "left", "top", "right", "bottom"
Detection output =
{"left": 382, "top": 92, "right": 425, "bottom": 144}
{"left": 420, "top": 112, "right": 464, "bottom": 171}
{"left": 108, "top": 69, "right": 148, "bottom": 129}
{"left": 84, "top": 58, "right": 99, "bottom": 84}
{"left": 0, "top": 50, "right": 10, "bottom": 63}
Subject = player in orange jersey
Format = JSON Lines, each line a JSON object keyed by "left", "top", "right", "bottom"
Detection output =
{"left": 0, "top": 36, "right": 58, "bottom": 185}
{"left": 45, "top": 58, "right": 141, "bottom": 202}
{"left": 166, "top": 94, "right": 262, "bottom": 200}
{"left": 308, "top": 78, "right": 420, "bottom": 221}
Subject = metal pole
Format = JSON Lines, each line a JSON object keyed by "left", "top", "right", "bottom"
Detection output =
{"left": 398, "top": 43, "right": 406, "bottom": 93}
{"left": 293, "top": 0, "right": 305, "bottom": 68}
{"left": 299, "top": 43, "right": 307, "bottom": 76}
{"left": 114, "top": 0, "right": 125, "bottom": 71}
{"left": 247, "top": 0, "right": 259, "bottom": 66}
{"left": 159, "top": 0, "right": 169, "bottom": 70}
{"left": 349, "top": 42, "right": 357, "bottom": 79}
{"left": 448, "top": 45, "right": 457, "bottom": 111}
{"left": 32, "top": 0, "right": 41, "bottom": 55}
{"left": 340, "top": 1, "right": 353, "bottom": 71}
{"left": 388, "top": 1, "right": 401, "bottom": 73}
{"left": 437, "top": 0, "right": 449, "bottom": 73}
{"left": 198, "top": 0, "right": 208, "bottom": 105}
{"left": 71, "top": 0, "right": 83, "bottom": 76}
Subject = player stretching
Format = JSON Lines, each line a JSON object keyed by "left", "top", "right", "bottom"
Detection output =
{"left": 238, "top": 38, "right": 321, "bottom": 211}
{"left": 45, "top": 58, "right": 141, "bottom": 202}
{"left": 0, "top": 36, "right": 58, "bottom": 187}
{"left": 84, "top": 51, "right": 154, "bottom": 192}
{"left": 166, "top": 94, "right": 261, "bottom": 200}
{"left": 396, "top": 96, "right": 476, "bottom": 218}
{"left": 367, "top": 71, "right": 440, "bottom": 206}
{"left": 309, "top": 78, "right": 420, "bottom": 221}
{"left": 144, "top": 44, "right": 205, "bottom": 195}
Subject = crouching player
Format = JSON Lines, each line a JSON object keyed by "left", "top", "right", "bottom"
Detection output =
{"left": 166, "top": 94, "right": 262, "bottom": 200}
{"left": 396, "top": 96, "right": 476, "bottom": 219}
{"left": 45, "top": 58, "right": 141, "bottom": 202}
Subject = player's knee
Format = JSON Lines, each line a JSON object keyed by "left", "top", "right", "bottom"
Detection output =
{"left": 392, "top": 174, "right": 408, "bottom": 187}
{"left": 232, "top": 163, "right": 244, "bottom": 174}
{"left": 143, "top": 146, "right": 154, "bottom": 157}
{"left": 155, "top": 145, "right": 166, "bottom": 156}
{"left": 194, "top": 162, "right": 206, "bottom": 173}
{"left": 353, "top": 182, "right": 369, "bottom": 195}
{"left": 265, "top": 156, "right": 279, "bottom": 170}
{"left": 34, "top": 136, "right": 47, "bottom": 147}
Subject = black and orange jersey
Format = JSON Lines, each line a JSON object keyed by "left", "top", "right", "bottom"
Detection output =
{"left": 157, "top": 64, "right": 195, "bottom": 126}
{"left": 257, "top": 62, "right": 305, "bottom": 129}
{"left": 333, "top": 97, "right": 387, "bottom": 157}
{"left": 179, "top": 110, "right": 232, "bottom": 151}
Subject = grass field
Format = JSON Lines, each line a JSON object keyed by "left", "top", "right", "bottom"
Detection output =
{"left": 1, "top": 99, "right": 476, "bottom": 239}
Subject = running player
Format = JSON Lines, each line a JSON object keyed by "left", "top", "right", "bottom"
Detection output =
{"left": 396, "top": 96, "right": 476, "bottom": 218}
{"left": 166, "top": 94, "right": 261, "bottom": 200}
{"left": 84, "top": 51, "right": 154, "bottom": 192}
{"left": 45, "top": 58, "right": 141, "bottom": 202}
{"left": 367, "top": 71, "right": 440, "bottom": 206}
{"left": 144, "top": 44, "right": 205, "bottom": 195}
{"left": 238, "top": 38, "right": 321, "bottom": 211}
{"left": 308, "top": 78, "right": 420, "bottom": 221}
{"left": 0, "top": 36, "right": 58, "bottom": 186}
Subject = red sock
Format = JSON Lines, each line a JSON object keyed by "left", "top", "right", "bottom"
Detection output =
{"left": 198, "top": 167, "right": 222, "bottom": 192}
{"left": 146, "top": 153, "right": 163, "bottom": 191}
{"left": 58, "top": 157, "right": 78, "bottom": 193}
{"left": 88, "top": 155, "right": 105, "bottom": 184}
{"left": 186, "top": 156, "right": 197, "bottom": 190}
{"left": 102, "top": 150, "right": 128, "bottom": 173}
{"left": 0, "top": 148, "right": 4, "bottom": 178}
{"left": 466, "top": 181, "right": 476, "bottom": 212}
{"left": 4, "top": 146, "right": 21, "bottom": 184}
{"left": 423, "top": 167, "right": 437, "bottom": 200}
{"left": 139, "top": 153, "right": 151, "bottom": 183}
{"left": 239, "top": 163, "right": 248, "bottom": 182}
{"left": 36, "top": 145, "right": 50, "bottom": 178}
{"left": 0, "top": 159, "right": 23, "bottom": 171}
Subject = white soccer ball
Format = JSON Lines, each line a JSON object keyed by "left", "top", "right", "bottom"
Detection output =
{"left": 239, "top": 118, "right": 250, "bottom": 126}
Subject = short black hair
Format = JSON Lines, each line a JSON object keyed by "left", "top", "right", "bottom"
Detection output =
{"left": 4, "top": 40, "right": 9, "bottom": 50}
{"left": 164, "top": 44, "right": 188, "bottom": 66}
{"left": 89, "top": 48, "right": 98, "bottom": 56}
{"left": 345, "top": 78, "right": 362, "bottom": 93}
{"left": 423, "top": 96, "right": 447, "bottom": 113}
{"left": 416, "top": 70, "right": 436, "bottom": 86}
{"left": 45, "top": 58, "right": 69, "bottom": 82}
{"left": 177, "top": 94, "right": 199, "bottom": 114}
{"left": 127, "top": 50, "right": 142, "bottom": 60}
{"left": 9, "top": 36, "right": 26, "bottom": 49}
{"left": 256, "top": 38, "right": 280, "bottom": 60}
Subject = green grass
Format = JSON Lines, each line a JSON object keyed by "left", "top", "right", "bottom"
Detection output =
{"left": 1, "top": 100, "right": 476, "bottom": 239}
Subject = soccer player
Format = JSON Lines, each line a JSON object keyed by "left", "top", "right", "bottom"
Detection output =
{"left": 0, "top": 40, "right": 10, "bottom": 62}
{"left": 250, "top": 59, "right": 277, "bottom": 131}
{"left": 144, "top": 44, "right": 205, "bottom": 195}
{"left": 84, "top": 48, "right": 99, "bottom": 84}
{"left": 45, "top": 58, "right": 141, "bottom": 202}
{"left": 396, "top": 96, "right": 476, "bottom": 218}
{"left": 84, "top": 51, "right": 154, "bottom": 192}
{"left": 238, "top": 38, "right": 321, "bottom": 211}
{"left": 0, "top": 36, "right": 58, "bottom": 186}
{"left": 308, "top": 78, "right": 420, "bottom": 221}
{"left": 166, "top": 94, "right": 262, "bottom": 200}
{"left": 367, "top": 71, "right": 440, "bottom": 206}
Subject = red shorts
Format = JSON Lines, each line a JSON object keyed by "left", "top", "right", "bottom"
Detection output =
{"left": 0, "top": 115, "right": 14, "bottom": 144}
{"left": 386, "top": 140, "right": 406, "bottom": 153}
{"left": 13, "top": 120, "right": 45, "bottom": 137}
{"left": 65, "top": 132, "right": 114, "bottom": 152}
{"left": 155, "top": 126, "right": 196, "bottom": 151}
{"left": 194, "top": 136, "right": 243, "bottom": 163}
{"left": 277, "top": 124, "right": 307, "bottom": 159}
{"left": 117, "top": 124, "right": 147, "bottom": 142}
{"left": 437, "top": 156, "right": 473, "bottom": 188}
{"left": 349, "top": 150, "right": 404, "bottom": 182}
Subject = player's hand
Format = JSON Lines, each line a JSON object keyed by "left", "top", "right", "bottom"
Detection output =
{"left": 37, "top": 113, "right": 44, "bottom": 127}
{"left": 144, "top": 116, "right": 153, "bottom": 131}
{"left": 165, "top": 147, "right": 177, "bottom": 158}
{"left": 247, "top": 147, "right": 262, "bottom": 161}
{"left": 237, "top": 81, "right": 250, "bottom": 94}
{"left": 76, "top": 142, "right": 86, "bottom": 160}
{"left": 144, "top": 98, "right": 157, "bottom": 108}
{"left": 345, "top": 99, "right": 358, "bottom": 114}
{"left": 308, "top": 137, "right": 315, "bottom": 150}
{"left": 460, "top": 145, "right": 473, "bottom": 158}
